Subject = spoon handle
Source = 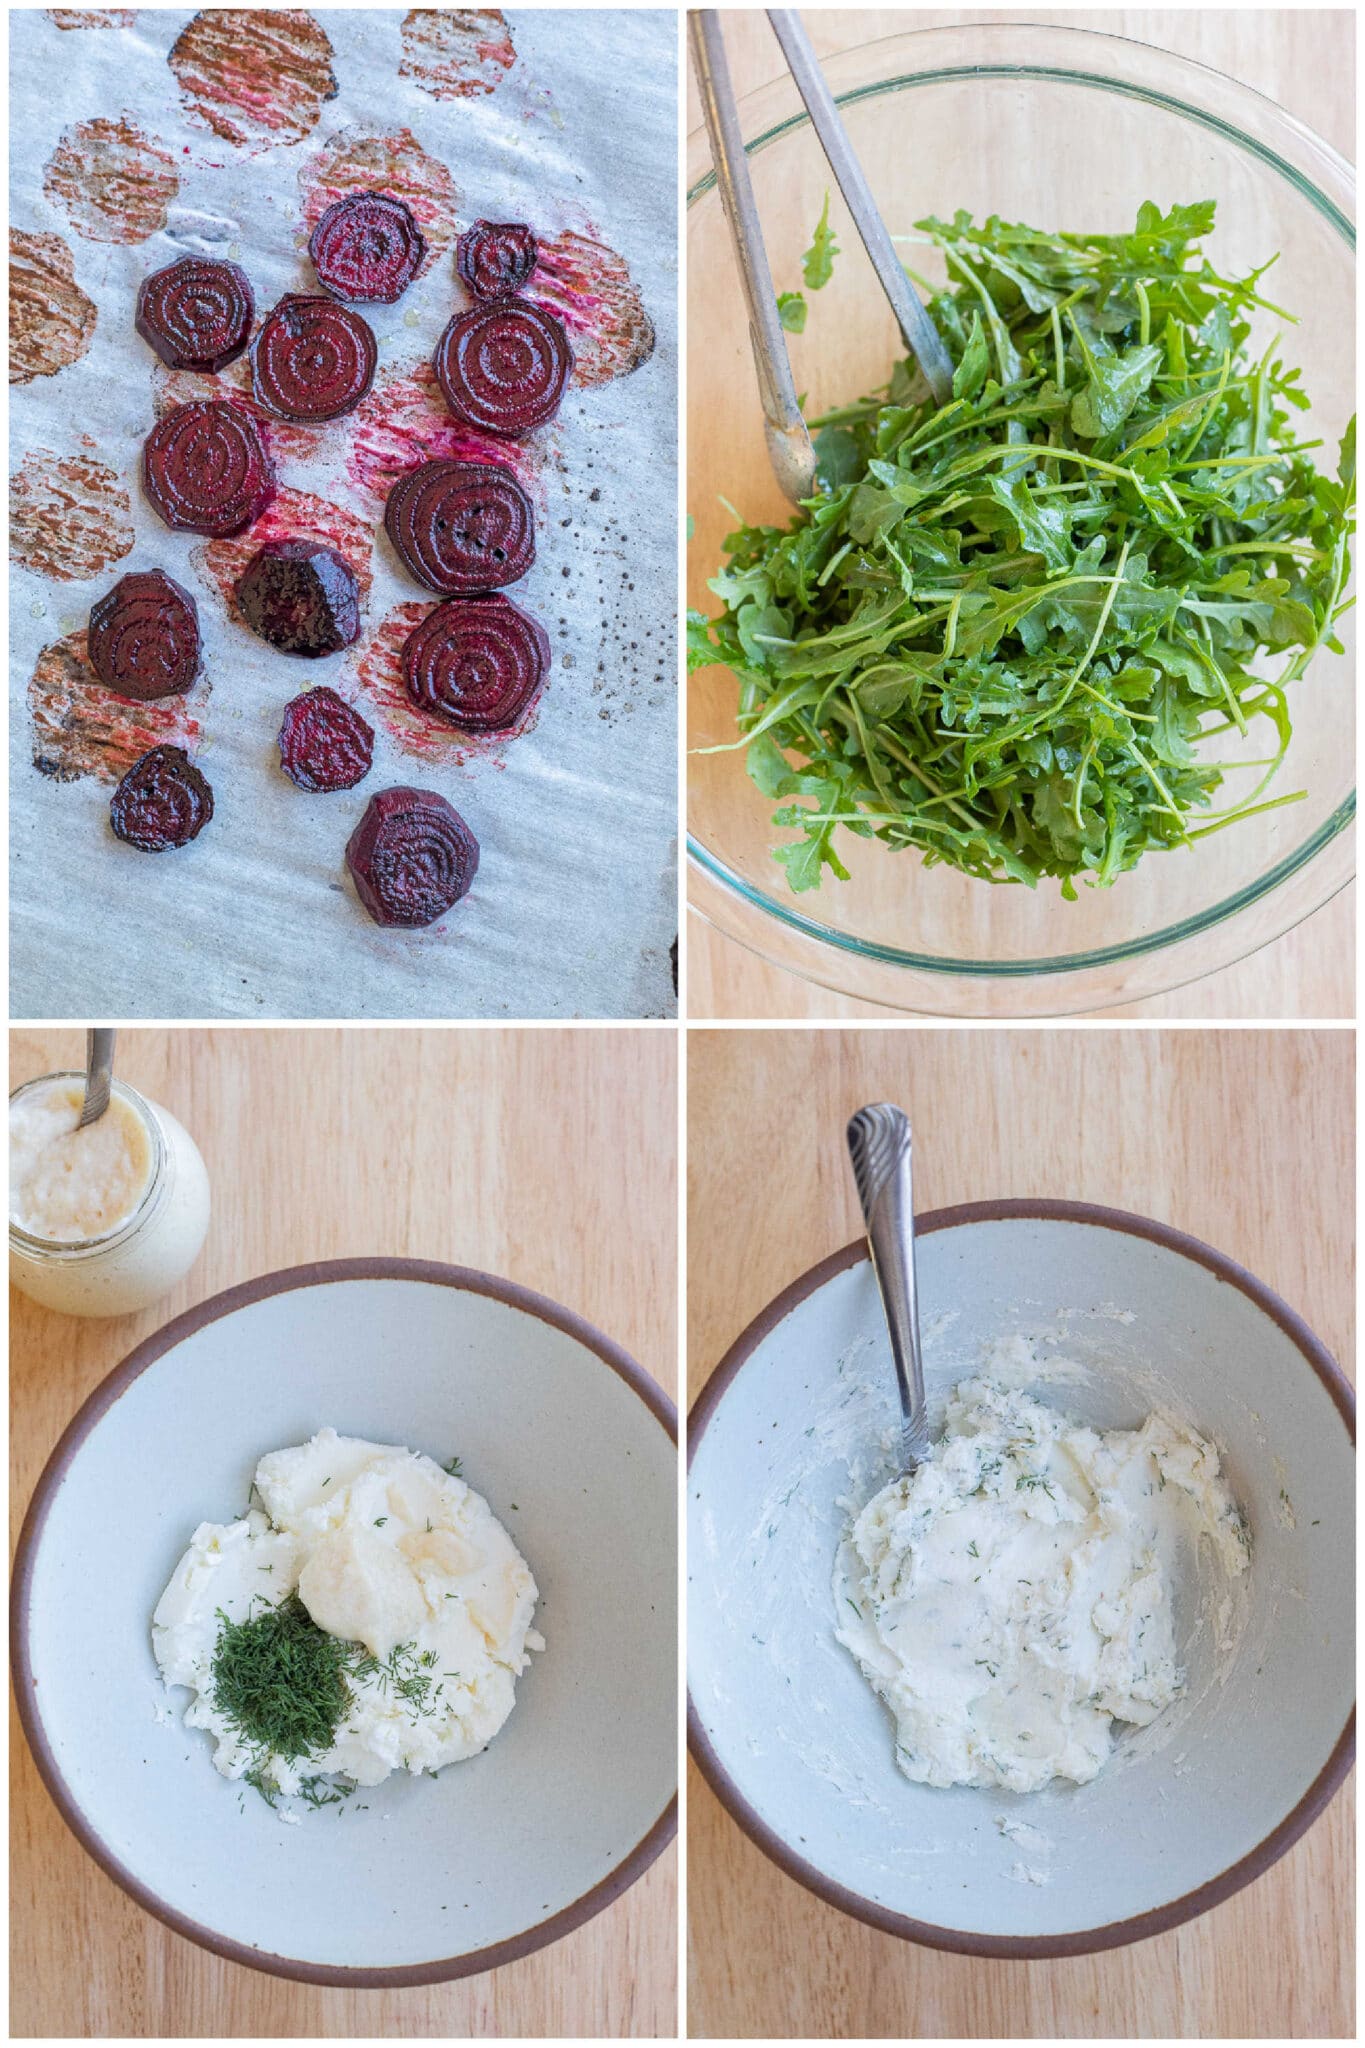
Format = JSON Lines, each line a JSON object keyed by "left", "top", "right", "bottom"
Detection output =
{"left": 77, "top": 1029, "right": 117, "bottom": 1131}
{"left": 847, "top": 1103, "right": 930, "bottom": 1467}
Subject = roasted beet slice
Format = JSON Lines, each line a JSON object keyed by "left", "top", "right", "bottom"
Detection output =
{"left": 88, "top": 568, "right": 200, "bottom": 702}
{"left": 401, "top": 592, "right": 549, "bottom": 731}
{"left": 250, "top": 293, "right": 377, "bottom": 424}
{"left": 434, "top": 298, "right": 572, "bottom": 438}
{"left": 238, "top": 539, "right": 361, "bottom": 657}
{"left": 309, "top": 190, "right": 426, "bottom": 305}
{"left": 456, "top": 220, "right": 538, "bottom": 302}
{"left": 135, "top": 256, "right": 254, "bottom": 373}
{"left": 346, "top": 785, "right": 479, "bottom": 928}
{"left": 278, "top": 685, "right": 374, "bottom": 791}
{"left": 110, "top": 744, "right": 213, "bottom": 851}
{"left": 143, "top": 399, "right": 276, "bottom": 537}
{"left": 384, "top": 460, "right": 534, "bottom": 595}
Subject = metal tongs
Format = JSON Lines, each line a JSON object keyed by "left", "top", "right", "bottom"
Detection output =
{"left": 689, "top": 9, "right": 954, "bottom": 503}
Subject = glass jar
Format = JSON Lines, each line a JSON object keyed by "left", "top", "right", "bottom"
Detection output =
{"left": 9, "top": 1073, "right": 211, "bottom": 1317}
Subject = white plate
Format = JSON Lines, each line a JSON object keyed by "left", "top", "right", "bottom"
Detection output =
{"left": 15, "top": 1259, "right": 677, "bottom": 1984}
{"left": 688, "top": 1203, "right": 1353, "bottom": 1956}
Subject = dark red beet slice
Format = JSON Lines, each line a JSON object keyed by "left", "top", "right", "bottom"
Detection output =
{"left": 135, "top": 256, "right": 255, "bottom": 373}
{"left": 346, "top": 785, "right": 479, "bottom": 928}
{"left": 251, "top": 293, "right": 377, "bottom": 423}
{"left": 88, "top": 568, "right": 200, "bottom": 702}
{"left": 456, "top": 221, "right": 538, "bottom": 302}
{"left": 384, "top": 460, "right": 534, "bottom": 594}
{"left": 143, "top": 399, "right": 276, "bottom": 537}
{"left": 110, "top": 744, "right": 213, "bottom": 851}
{"left": 434, "top": 298, "right": 572, "bottom": 438}
{"left": 309, "top": 190, "right": 427, "bottom": 305}
{"left": 401, "top": 592, "right": 549, "bottom": 731}
{"left": 278, "top": 685, "right": 374, "bottom": 791}
{"left": 238, "top": 539, "right": 361, "bottom": 656}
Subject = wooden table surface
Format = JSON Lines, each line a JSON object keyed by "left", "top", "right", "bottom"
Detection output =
{"left": 686, "top": 1026, "right": 1355, "bottom": 2038}
{"left": 685, "top": 8, "right": 1356, "bottom": 1022}
{"left": 10, "top": 1026, "right": 678, "bottom": 2040}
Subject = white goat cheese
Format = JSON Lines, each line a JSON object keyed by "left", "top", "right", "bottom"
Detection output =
{"left": 834, "top": 1378, "right": 1249, "bottom": 1793}
{"left": 153, "top": 1428, "right": 542, "bottom": 1800}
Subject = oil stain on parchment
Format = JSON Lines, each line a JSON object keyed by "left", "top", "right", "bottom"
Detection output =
{"left": 11, "top": 445, "right": 134, "bottom": 582}
{"left": 43, "top": 115, "right": 179, "bottom": 244}
{"left": 30, "top": 630, "right": 208, "bottom": 783}
{"left": 532, "top": 229, "right": 656, "bottom": 388}
{"left": 10, "top": 229, "right": 98, "bottom": 384}
{"left": 169, "top": 10, "right": 337, "bottom": 153}
{"left": 398, "top": 10, "right": 516, "bottom": 100}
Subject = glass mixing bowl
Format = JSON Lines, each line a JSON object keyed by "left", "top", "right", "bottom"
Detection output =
{"left": 687, "top": 22, "right": 1355, "bottom": 1015}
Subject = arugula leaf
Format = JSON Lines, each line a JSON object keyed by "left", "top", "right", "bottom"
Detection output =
{"left": 776, "top": 291, "right": 808, "bottom": 333}
{"left": 1070, "top": 338, "right": 1165, "bottom": 439}
{"left": 951, "top": 311, "right": 990, "bottom": 402}
{"left": 802, "top": 192, "right": 839, "bottom": 291}
{"left": 694, "top": 201, "right": 1355, "bottom": 894}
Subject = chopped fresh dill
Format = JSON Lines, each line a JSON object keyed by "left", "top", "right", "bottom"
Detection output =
{"left": 210, "top": 1595, "right": 354, "bottom": 1765}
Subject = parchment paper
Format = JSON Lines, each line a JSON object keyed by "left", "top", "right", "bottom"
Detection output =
{"left": 11, "top": 7, "right": 678, "bottom": 1019}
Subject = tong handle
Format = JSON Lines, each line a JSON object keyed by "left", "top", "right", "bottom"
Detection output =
{"left": 766, "top": 9, "right": 955, "bottom": 406}
{"left": 689, "top": 10, "right": 818, "bottom": 503}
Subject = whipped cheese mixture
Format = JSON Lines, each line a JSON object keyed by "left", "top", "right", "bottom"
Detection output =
{"left": 10, "top": 1076, "right": 153, "bottom": 1241}
{"left": 834, "top": 1378, "right": 1249, "bottom": 1794}
{"left": 154, "top": 1428, "right": 542, "bottom": 1804}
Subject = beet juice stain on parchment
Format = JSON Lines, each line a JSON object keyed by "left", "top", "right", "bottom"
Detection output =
{"left": 531, "top": 230, "right": 655, "bottom": 387}
{"left": 346, "top": 362, "right": 543, "bottom": 506}
{"left": 169, "top": 10, "right": 337, "bottom": 153}
{"left": 10, "top": 230, "right": 98, "bottom": 384}
{"left": 43, "top": 116, "right": 179, "bottom": 244}
{"left": 47, "top": 9, "right": 138, "bottom": 26}
{"left": 298, "top": 130, "right": 457, "bottom": 280}
{"left": 398, "top": 9, "right": 516, "bottom": 100}
{"left": 11, "top": 447, "right": 134, "bottom": 582}
{"left": 192, "top": 487, "right": 376, "bottom": 621}
{"left": 355, "top": 602, "right": 540, "bottom": 767}
{"left": 30, "top": 631, "right": 207, "bottom": 784}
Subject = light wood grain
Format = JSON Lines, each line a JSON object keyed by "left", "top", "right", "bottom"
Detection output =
{"left": 686, "top": 1025, "right": 1355, "bottom": 2038}
{"left": 10, "top": 1026, "right": 678, "bottom": 2040}
{"left": 685, "top": 8, "right": 1356, "bottom": 1022}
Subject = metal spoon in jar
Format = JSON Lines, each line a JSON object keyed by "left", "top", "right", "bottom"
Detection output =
{"left": 76, "top": 1028, "right": 117, "bottom": 1130}
{"left": 847, "top": 1102, "right": 931, "bottom": 1471}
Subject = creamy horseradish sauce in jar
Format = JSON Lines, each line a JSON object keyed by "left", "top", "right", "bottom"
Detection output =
{"left": 8, "top": 1073, "right": 211, "bottom": 1316}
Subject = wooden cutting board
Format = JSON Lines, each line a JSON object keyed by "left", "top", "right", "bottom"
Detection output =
{"left": 687, "top": 1025, "right": 1354, "bottom": 2037}
{"left": 10, "top": 1026, "right": 678, "bottom": 2038}
{"left": 685, "top": 6, "right": 1355, "bottom": 1023}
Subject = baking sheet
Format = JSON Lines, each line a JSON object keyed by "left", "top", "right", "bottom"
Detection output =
{"left": 10, "top": 7, "right": 678, "bottom": 1019}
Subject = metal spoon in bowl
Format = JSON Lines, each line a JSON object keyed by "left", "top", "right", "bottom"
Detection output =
{"left": 847, "top": 1102, "right": 931, "bottom": 1471}
{"left": 76, "top": 1028, "right": 117, "bottom": 1130}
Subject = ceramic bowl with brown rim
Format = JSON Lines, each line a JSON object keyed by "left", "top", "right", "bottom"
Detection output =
{"left": 688, "top": 1202, "right": 1353, "bottom": 1957}
{"left": 14, "top": 1259, "right": 677, "bottom": 1986}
